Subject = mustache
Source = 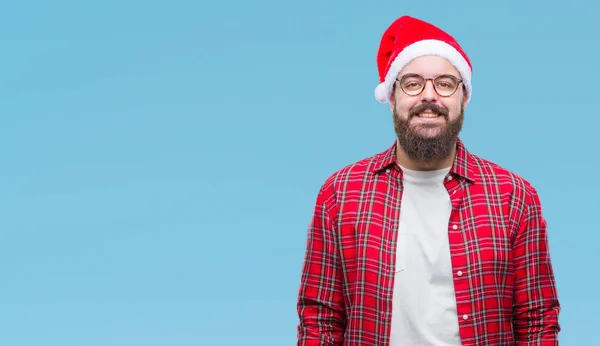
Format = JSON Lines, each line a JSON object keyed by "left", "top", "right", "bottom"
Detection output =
{"left": 409, "top": 103, "right": 449, "bottom": 117}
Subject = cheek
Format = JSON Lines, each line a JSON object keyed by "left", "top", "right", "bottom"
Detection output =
{"left": 442, "top": 99, "right": 462, "bottom": 116}
{"left": 396, "top": 99, "right": 417, "bottom": 115}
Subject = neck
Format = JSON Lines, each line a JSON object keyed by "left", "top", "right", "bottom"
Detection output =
{"left": 395, "top": 140, "right": 457, "bottom": 171}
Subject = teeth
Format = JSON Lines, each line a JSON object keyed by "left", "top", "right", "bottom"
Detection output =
{"left": 418, "top": 113, "right": 439, "bottom": 118}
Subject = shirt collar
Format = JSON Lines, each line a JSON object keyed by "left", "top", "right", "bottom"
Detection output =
{"left": 371, "top": 137, "right": 479, "bottom": 183}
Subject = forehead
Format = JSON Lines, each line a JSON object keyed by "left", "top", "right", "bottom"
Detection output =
{"left": 399, "top": 55, "right": 460, "bottom": 78}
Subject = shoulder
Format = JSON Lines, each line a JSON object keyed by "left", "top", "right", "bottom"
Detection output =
{"left": 320, "top": 145, "right": 391, "bottom": 193}
{"left": 314, "top": 144, "right": 393, "bottom": 209}
{"left": 468, "top": 150, "right": 541, "bottom": 206}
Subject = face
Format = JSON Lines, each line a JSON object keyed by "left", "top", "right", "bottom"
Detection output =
{"left": 390, "top": 55, "right": 468, "bottom": 163}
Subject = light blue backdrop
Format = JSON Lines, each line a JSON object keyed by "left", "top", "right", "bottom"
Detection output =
{"left": 0, "top": 1, "right": 596, "bottom": 345}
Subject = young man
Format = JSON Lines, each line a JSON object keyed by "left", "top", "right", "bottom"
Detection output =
{"left": 296, "top": 15, "right": 561, "bottom": 346}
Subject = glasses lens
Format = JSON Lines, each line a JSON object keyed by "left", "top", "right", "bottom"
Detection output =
{"left": 400, "top": 75, "right": 425, "bottom": 95}
{"left": 433, "top": 75, "right": 459, "bottom": 96}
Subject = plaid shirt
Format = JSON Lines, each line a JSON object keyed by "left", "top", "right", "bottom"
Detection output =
{"left": 296, "top": 138, "right": 560, "bottom": 346}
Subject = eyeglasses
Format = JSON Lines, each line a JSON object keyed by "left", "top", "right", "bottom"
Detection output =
{"left": 395, "top": 73, "right": 463, "bottom": 97}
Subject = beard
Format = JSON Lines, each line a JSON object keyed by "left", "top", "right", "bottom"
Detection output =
{"left": 393, "top": 102, "right": 464, "bottom": 164}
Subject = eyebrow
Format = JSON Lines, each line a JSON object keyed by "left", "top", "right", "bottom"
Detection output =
{"left": 399, "top": 73, "right": 421, "bottom": 79}
{"left": 399, "top": 73, "right": 460, "bottom": 79}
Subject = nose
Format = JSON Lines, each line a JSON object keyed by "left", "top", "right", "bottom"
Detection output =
{"left": 420, "top": 79, "right": 440, "bottom": 103}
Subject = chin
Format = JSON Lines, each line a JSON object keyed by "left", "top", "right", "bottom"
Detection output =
{"left": 412, "top": 123, "right": 445, "bottom": 134}
{"left": 417, "top": 133, "right": 443, "bottom": 140}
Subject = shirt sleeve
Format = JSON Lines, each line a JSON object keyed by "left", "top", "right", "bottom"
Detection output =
{"left": 512, "top": 184, "right": 561, "bottom": 345}
{"left": 296, "top": 183, "right": 346, "bottom": 346}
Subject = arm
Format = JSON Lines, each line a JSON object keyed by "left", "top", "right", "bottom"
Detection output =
{"left": 296, "top": 184, "right": 346, "bottom": 346}
{"left": 513, "top": 185, "right": 561, "bottom": 345}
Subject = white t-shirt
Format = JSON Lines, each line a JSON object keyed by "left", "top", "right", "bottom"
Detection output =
{"left": 389, "top": 165, "right": 461, "bottom": 346}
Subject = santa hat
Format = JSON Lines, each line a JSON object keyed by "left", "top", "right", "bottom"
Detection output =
{"left": 374, "top": 16, "right": 473, "bottom": 103}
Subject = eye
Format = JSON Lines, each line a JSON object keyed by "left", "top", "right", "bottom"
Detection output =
{"left": 403, "top": 79, "right": 423, "bottom": 89}
{"left": 435, "top": 78, "right": 457, "bottom": 90}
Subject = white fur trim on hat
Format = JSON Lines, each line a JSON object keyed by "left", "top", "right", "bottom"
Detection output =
{"left": 374, "top": 39, "right": 472, "bottom": 103}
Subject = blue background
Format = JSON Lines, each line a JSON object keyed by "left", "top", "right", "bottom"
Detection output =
{"left": 0, "top": 0, "right": 596, "bottom": 344}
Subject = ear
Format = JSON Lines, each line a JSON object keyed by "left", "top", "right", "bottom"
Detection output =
{"left": 389, "top": 86, "right": 396, "bottom": 112}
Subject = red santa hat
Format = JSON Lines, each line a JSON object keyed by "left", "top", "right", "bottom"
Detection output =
{"left": 374, "top": 16, "right": 473, "bottom": 103}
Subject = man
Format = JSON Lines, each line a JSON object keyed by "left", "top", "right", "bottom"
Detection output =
{"left": 296, "top": 15, "right": 560, "bottom": 346}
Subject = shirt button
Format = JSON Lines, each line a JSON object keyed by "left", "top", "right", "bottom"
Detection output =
{"left": 447, "top": 175, "right": 453, "bottom": 180}
{"left": 457, "top": 270, "right": 463, "bottom": 276}
{"left": 463, "top": 314, "right": 469, "bottom": 320}
{"left": 386, "top": 169, "right": 390, "bottom": 173}
{"left": 452, "top": 224, "right": 458, "bottom": 230}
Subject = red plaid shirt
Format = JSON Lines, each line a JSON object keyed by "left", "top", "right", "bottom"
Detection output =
{"left": 296, "top": 138, "right": 560, "bottom": 345}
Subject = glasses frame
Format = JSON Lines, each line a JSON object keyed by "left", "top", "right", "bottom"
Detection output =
{"left": 395, "top": 73, "right": 463, "bottom": 97}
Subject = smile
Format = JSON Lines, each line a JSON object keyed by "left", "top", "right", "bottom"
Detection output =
{"left": 417, "top": 113, "right": 441, "bottom": 118}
